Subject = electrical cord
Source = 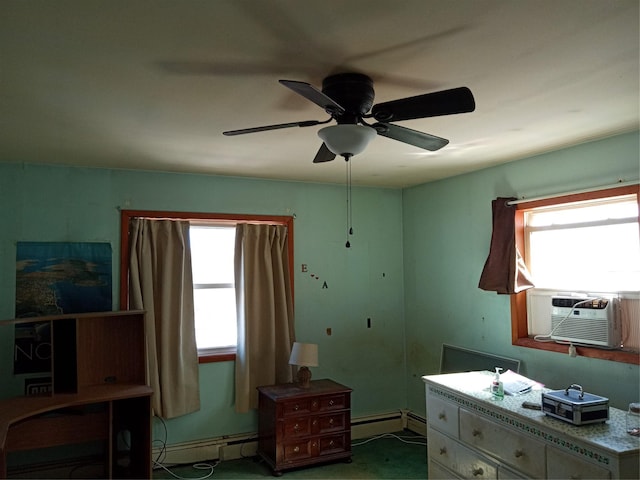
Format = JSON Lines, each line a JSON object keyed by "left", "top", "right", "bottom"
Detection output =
{"left": 151, "top": 415, "right": 218, "bottom": 479}
{"left": 534, "top": 297, "right": 602, "bottom": 342}
{"left": 351, "top": 432, "right": 427, "bottom": 447}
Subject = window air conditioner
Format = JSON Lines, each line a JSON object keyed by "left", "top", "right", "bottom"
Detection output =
{"left": 550, "top": 296, "right": 620, "bottom": 348}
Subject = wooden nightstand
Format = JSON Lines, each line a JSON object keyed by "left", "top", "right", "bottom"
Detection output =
{"left": 257, "top": 379, "right": 352, "bottom": 476}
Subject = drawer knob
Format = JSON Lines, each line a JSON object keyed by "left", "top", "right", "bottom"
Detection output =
{"left": 293, "top": 446, "right": 300, "bottom": 453}
{"left": 329, "top": 418, "right": 334, "bottom": 425}
{"left": 439, "top": 447, "right": 447, "bottom": 455}
{"left": 312, "top": 420, "right": 318, "bottom": 426}
{"left": 329, "top": 440, "right": 335, "bottom": 446}
{"left": 438, "top": 412, "right": 446, "bottom": 420}
{"left": 329, "top": 400, "right": 335, "bottom": 406}
{"left": 294, "top": 423, "right": 300, "bottom": 431}
{"left": 472, "top": 429, "right": 481, "bottom": 437}
{"left": 294, "top": 404, "right": 299, "bottom": 411}
{"left": 514, "top": 449, "right": 524, "bottom": 458}
{"left": 472, "top": 467, "right": 484, "bottom": 476}
{"left": 312, "top": 401, "right": 318, "bottom": 407}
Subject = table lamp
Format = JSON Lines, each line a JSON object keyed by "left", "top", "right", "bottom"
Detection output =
{"left": 289, "top": 342, "right": 318, "bottom": 388}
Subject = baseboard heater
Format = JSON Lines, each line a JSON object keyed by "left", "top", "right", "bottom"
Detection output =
{"left": 152, "top": 410, "right": 409, "bottom": 467}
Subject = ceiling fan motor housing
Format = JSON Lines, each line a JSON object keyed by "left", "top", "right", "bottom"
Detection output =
{"left": 321, "top": 73, "right": 374, "bottom": 123}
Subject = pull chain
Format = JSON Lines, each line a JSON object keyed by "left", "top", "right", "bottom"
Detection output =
{"left": 345, "top": 155, "right": 353, "bottom": 248}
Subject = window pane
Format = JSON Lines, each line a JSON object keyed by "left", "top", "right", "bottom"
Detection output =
{"left": 190, "top": 226, "right": 236, "bottom": 284}
{"left": 529, "top": 223, "right": 640, "bottom": 291}
{"left": 193, "top": 288, "right": 237, "bottom": 349}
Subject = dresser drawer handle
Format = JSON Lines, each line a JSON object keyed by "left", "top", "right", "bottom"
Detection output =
{"left": 439, "top": 447, "right": 446, "bottom": 455}
{"left": 472, "top": 467, "right": 484, "bottom": 476}
{"left": 312, "top": 401, "right": 318, "bottom": 407}
{"left": 294, "top": 423, "right": 300, "bottom": 431}
{"left": 514, "top": 449, "right": 524, "bottom": 458}
{"left": 312, "top": 419, "right": 318, "bottom": 426}
{"left": 329, "top": 400, "right": 335, "bottom": 406}
{"left": 293, "top": 404, "right": 299, "bottom": 411}
{"left": 472, "top": 429, "right": 481, "bottom": 437}
{"left": 329, "top": 440, "right": 335, "bottom": 446}
{"left": 438, "top": 412, "right": 446, "bottom": 420}
{"left": 329, "top": 418, "right": 334, "bottom": 425}
{"left": 293, "top": 446, "right": 300, "bottom": 453}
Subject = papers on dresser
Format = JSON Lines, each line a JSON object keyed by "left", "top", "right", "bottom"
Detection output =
{"left": 502, "top": 370, "right": 544, "bottom": 396}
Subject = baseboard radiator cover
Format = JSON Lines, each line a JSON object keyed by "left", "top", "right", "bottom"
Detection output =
{"left": 153, "top": 410, "right": 409, "bottom": 467}
{"left": 405, "top": 411, "right": 427, "bottom": 436}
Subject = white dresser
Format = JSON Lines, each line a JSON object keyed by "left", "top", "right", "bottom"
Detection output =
{"left": 423, "top": 371, "right": 639, "bottom": 479}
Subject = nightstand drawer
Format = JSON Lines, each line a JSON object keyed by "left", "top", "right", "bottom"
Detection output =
{"left": 283, "top": 416, "right": 311, "bottom": 437}
{"left": 319, "top": 393, "right": 348, "bottom": 411}
{"left": 283, "top": 439, "right": 314, "bottom": 462}
{"left": 319, "top": 433, "right": 348, "bottom": 456}
{"left": 283, "top": 399, "right": 313, "bottom": 416}
{"left": 315, "top": 412, "right": 347, "bottom": 433}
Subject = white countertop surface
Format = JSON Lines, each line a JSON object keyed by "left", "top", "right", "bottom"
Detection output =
{"left": 423, "top": 370, "right": 640, "bottom": 455}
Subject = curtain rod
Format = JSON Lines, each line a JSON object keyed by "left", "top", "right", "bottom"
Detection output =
{"left": 507, "top": 180, "right": 639, "bottom": 205}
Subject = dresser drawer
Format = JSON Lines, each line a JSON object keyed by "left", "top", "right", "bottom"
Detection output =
{"left": 428, "top": 427, "right": 498, "bottom": 479}
{"left": 429, "top": 459, "right": 463, "bottom": 479}
{"left": 282, "top": 438, "right": 314, "bottom": 463}
{"left": 283, "top": 398, "right": 313, "bottom": 416}
{"left": 547, "top": 446, "right": 611, "bottom": 479}
{"left": 427, "top": 391, "right": 460, "bottom": 438}
{"left": 283, "top": 416, "right": 312, "bottom": 437}
{"left": 319, "top": 393, "right": 348, "bottom": 412}
{"left": 319, "top": 433, "right": 349, "bottom": 456}
{"left": 315, "top": 412, "right": 347, "bottom": 434}
{"left": 459, "top": 408, "right": 545, "bottom": 478}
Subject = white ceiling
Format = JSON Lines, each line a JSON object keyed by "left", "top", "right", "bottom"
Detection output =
{"left": 1, "top": 0, "right": 638, "bottom": 188}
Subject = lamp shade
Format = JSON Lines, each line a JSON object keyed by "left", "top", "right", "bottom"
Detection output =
{"left": 317, "top": 124, "right": 376, "bottom": 156}
{"left": 289, "top": 342, "right": 319, "bottom": 367}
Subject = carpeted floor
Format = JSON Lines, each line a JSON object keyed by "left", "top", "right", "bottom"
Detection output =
{"left": 154, "top": 431, "right": 427, "bottom": 479}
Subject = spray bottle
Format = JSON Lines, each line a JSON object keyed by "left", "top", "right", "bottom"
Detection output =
{"left": 491, "top": 367, "right": 504, "bottom": 400}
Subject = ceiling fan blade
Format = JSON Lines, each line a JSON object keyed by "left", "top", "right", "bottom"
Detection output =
{"left": 312, "top": 143, "right": 337, "bottom": 163}
{"left": 279, "top": 80, "right": 345, "bottom": 115}
{"left": 223, "top": 119, "right": 323, "bottom": 136}
{"left": 373, "top": 123, "right": 449, "bottom": 151}
{"left": 371, "top": 87, "right": 475, "bottom": 122}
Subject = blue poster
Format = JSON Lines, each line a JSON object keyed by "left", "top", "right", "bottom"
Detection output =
{"left": 14, "top": 242, "right": 112, "bottom": 375}
{"left": 16, "top": 241, "right": 112, "bottom": 317}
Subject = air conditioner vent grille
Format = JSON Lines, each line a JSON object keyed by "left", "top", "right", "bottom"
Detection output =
{"left": 550, "top": 296, "right": 620, "bottom": 348}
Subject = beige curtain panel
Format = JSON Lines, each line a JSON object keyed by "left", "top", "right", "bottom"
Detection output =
{"left": 129, "top": 218, "right": 201, "bottom": 419}
{"left": 234, "top": 223, "right": 295, "bottom": 413}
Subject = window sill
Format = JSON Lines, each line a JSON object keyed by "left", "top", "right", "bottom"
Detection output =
{"left": 514, "top": 337, "right": 640, "bottom": 365}
{"left": 198, "top": 346, "right": 236, "bottom": 363}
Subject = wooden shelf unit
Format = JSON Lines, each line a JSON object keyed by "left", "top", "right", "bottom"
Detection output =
{"left": 0, "top": 310, "right": 152, "bottom": 479}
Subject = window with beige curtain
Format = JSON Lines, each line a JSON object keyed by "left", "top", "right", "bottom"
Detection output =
{"left": 120, "top": 210, "right": 296, "bottom": 414}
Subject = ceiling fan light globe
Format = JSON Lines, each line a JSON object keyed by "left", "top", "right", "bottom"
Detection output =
{"left": 317, "top": 125, "right": 376, "bottom": 157}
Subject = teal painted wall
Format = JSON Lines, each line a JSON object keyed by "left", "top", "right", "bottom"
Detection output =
{"left": 0, "top": 131, "right": 638, "bottom": 452}
{"left": 403, "top": 131, "right": 640, "bottom": 414}
{"left": 0, "top": 164, "right": 405, "bottom": 446}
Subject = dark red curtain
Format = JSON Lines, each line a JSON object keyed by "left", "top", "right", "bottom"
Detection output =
{"left": 478, "top": 197, "right": 534, "bottom": 294}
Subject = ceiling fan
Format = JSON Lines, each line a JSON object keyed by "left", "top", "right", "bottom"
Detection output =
{"left": 223, "top": 72, "right": 475, "bottom": 163}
